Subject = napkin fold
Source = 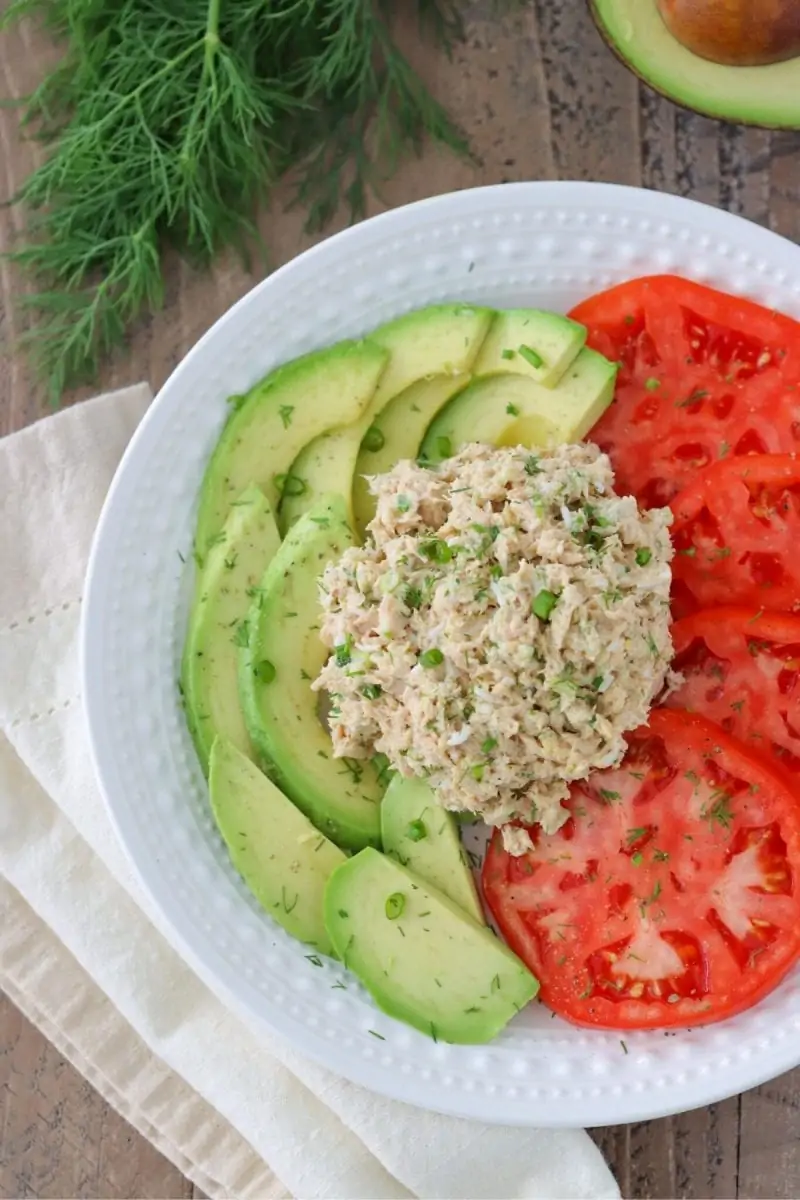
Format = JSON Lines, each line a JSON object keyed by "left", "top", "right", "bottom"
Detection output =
{"left": 0, "top": 387, "right": 620, "bottom": 1200}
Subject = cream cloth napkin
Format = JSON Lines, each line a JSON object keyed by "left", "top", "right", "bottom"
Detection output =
{"left": 0, "top": 386, "right": 620, "bottom": 1200}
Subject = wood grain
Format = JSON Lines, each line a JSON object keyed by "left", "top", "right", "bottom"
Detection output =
{"left": 3, "top": 1, "right": 800, "bottom": 1197}
{"left": 0, "top": 995, "right": 192, "bottom": 1200}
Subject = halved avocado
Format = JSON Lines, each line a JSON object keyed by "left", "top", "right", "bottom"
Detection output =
{"left": 590, "top": 0, "right": 800, "bottom": 128}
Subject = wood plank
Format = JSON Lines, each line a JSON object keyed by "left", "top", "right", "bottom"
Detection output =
{"left": 0, "top": 995, "right": 191, "bottom": 1200}
{"left": 592, "top": 1100, "right": 740, "bottom": 1200}
{"left": 532, "top": 0, "right": 641, "bottom": 185}
{"left": 738, "top": 1069, "right": 800, "bottom": 1199}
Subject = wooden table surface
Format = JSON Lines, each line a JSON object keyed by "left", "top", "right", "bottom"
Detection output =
{"left": 3, "top": 3, "right": 800, "bottom": 1197}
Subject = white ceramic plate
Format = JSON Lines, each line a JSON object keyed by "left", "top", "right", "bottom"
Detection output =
{"left": 83, "top": 182, "right": 800, "bottom": 1126}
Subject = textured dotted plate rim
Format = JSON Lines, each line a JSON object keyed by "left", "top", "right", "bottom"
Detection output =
{"left": 83, "top": 182, "right": 800, "bottom": 1126}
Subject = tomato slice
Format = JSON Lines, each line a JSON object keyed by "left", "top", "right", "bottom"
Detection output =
{"left": 670, "top": 607, "right": 800, "bottom": 787}
{"left": 669, "top": 453, "right": 800, "bottom": 617}
{"left": 568, "top": 276, "right": 800, "bottom": 508}
{"left": 482, "top": 709, "right": 800, "bottom": 1029}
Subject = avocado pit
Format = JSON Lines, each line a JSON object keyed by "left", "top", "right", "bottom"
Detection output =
{"left": 656, "top": 0, "right": 800, "bottom": 66}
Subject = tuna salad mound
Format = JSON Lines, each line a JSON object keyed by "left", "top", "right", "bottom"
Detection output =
{"left": 313, "top": 442, "right": 675, "bottom": 848}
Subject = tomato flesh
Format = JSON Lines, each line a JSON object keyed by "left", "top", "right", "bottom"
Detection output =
{"left": 670, "top": 607, "right": 800, "bottom": 785}
{"left": 482, "top": 710, "right": 800, "bottom": 1029}
{"left": 669, "top": 454, "right": 800, "bottom": 616}
{"left": 568, "top": 276, "right": 800, "bottom": 508}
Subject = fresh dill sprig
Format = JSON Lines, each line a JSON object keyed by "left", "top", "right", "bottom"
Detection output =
{"left": 2, "top": 0, "right": 469, "bottom": 401}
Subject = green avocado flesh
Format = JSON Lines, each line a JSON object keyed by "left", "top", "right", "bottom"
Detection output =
{"left": 421, "top": 347, "right": 616, "bottom": 465}
{"left": 182, "top": 485, "right": 280, "bottom": 773}
{"left": 325, "top": 848, "right": 538, "bottom": 1043}
{"left": 209, "top": 737, "right": 345, "bottom": 953}
{"left": 351, "top": 373, "right": 471, "bottom": 532}
{"left": 473, "top": 308, "right": 587, "bottom": 387}
{"left": 238, "top": 495, "right": 384, "bottom": 851}
{"left": 280, "top": 304, "right": 493, "bottom": 535}
{"left": 380, "top": 775, "right": 485, "bottom": 925}
{"left": 194, "top": 341, "right": 388, "bottom": 562}
{"left": 592, "top": 0, "right": 800, "bottom": 128}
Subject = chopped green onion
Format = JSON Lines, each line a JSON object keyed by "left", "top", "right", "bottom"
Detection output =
{"left": 362, "top": 684, "right": 382, "bottom": 700}
{"left": 274, "top": 473, "right": 306, "bottom": 497}
{"left": 361, "top": 426, "right": 385, "bottom": 452}
{"left": 419, "top": 648, "right": 444, "bottom": 668}
{"left": 396, "top": 495, "right": 411, "bottom": 513}
{"left": 254, "top": 659, "right": 276, "bottom": 683}
{"left": 385, "top": 892, "right": 405, "bottom": 920}
{"left": 420, "top": 539, "right": 453, "bottom": 564}
{"left": 506, "top": 403, "right": 520, "bottom": 416}
{"left": 334, "top": 636, "right": 353, "bottom": 667}
{"left": 481, "top": 736, "right": 498, "bottom": 754}
{"left": 635, "top": 547, "right": 652, "bottom": 566}
{"left": 470, "top": 763, "right": 485, "bottom": 781}
{"left": 518, "top": 344, "right": 544, "bottom": 369}
{"left": 501, "top": 348, "right": 516, "bottom": 360}
{"left": 407, "top": 819, "right": 427, "bottom": 842}
{"left": 532, "top": 589, "right": 558, "bottom": 621}
{"left": 403, "top": 585, "right": 423, "bottom": 610}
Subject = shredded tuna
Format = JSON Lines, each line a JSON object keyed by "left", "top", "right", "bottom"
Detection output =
{"left": 313, "top": 442, "right": 674, "bottom": 847}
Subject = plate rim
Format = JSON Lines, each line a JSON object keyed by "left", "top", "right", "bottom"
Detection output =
{"left": 82, "top": 180, "right": 800, "bottom": 1126}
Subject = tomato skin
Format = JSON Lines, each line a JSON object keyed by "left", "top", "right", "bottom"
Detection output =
{"left": 568, "top": 276, "right": 800, "bottom": 509}
{"left": 670, "top": 606, "right": 800, "bottom": 787}
{"left": 482, "top": 709, "right": 800, "bottom": 1030}
{"left": 669, "top": 454, "right": 800, "bottom": 617}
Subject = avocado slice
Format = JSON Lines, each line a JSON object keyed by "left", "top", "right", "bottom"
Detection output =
{"left": 209, "top": 736, "right": 345, "bottom": 954}
{"left": 380, "top": 776, "right": 485, "bottom": 925}
{"left": 279, "top": 304, "right": 493, "bottom": 534}
{"left": 325, "top": 848, "right": 538, "bottom": 1043}
{"left": 421, "top": 347, "right": 617, "bottom": 465}
{"left": 182, "top": 484, "right": 280, "bottom": 774}
{"left": 474, "top": 309, "right": 587, "bottom": 388}
{"left": 351, "top": 373, "right": 471, "bottom": 534}
{"left": 194, "top": 341, "right": 388, "bottom": 563}
{"left": 591, "top": 0, "right": 800, "bottom": 129}
{"left": 239, "top": 495, "right": 384, "bottom": 850}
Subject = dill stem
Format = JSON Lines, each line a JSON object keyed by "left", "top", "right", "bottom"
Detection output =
{"left": 204, "top": 0, "right": 222, "bottom": 66}
{"left": 82, "top": 39, "right": 204, "bottom": 142}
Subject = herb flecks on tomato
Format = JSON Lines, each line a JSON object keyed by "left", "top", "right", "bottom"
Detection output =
{"left": 670, "top": 607, "right": 800, "bottom": 782}
{"left": 482, "top": 710, "right": 800, "bottom": 1030}
{"left": 568, "top": 276, "right": 800, "bottom": 508}
{"left": 670, "top": 455, "right": 800, "bottom": 616}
